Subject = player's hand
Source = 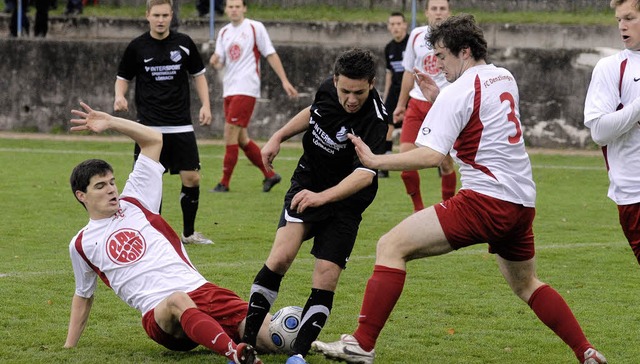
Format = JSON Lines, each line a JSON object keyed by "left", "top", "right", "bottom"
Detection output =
{"left": 291, "top": 189, "right": 324, "bottom": 213}
{"left": 347, "top": 133, "right": 378, "bottom": 169}
{"left": 209, "top": 54, "right": 223, "bottom": 70}
{"left": 199, "top": 106, "right": 212, "bottom": 126}
{"left": 393, "top": 105, "right": 405, "bottom": 124}
{"left": 282, "top": 81, "right": 299, "bottom": 99}
{"left": 113, "top": 96, "right": 128, "bottom": 112}
{"left": 414, "top": 67, "right": 440, "bottom": 103}
{"left": 261, "top": 137, "right": 281, "bottom": 172}
{"left": 70, "top": 102, "right": 113, "bottom": 134}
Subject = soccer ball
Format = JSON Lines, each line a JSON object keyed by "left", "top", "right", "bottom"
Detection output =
{"left": 269, "top": 305, "right": 303, "bottom": 354}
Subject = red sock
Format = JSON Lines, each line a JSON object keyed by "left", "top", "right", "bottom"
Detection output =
{"left": 241, "top": 140, "right": 275, "bottom": 179}
{"left": 441, "top": 170, "right": 457, "bottom": 201}
{"left": 221, "top": 144, "right": 239, "bottom": 187}
{"left": 401, "top": 170, "right": 423, "bottom": 211}
{"left": 353, "top": 265, "right": 406, "bottom": 352}
{"left": 528, "top": 285, "right": 592, "bottom": 361}
{"left": 180, "top": 308, "right": 236, "bottom": 359}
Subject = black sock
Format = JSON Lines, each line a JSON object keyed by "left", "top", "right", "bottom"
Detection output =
{"left": 242, "top": 265, "right": 283, "bottom": 346}
{"left": 292, "top": 288, "right": 334, "bottom": 356}
{"left": 180, "top": 185, "right": 199, "bottom": 237}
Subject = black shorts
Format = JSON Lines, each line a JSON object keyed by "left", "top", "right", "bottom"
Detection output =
{"left": 278, "top": 181, "right": 363, "bottom": 269}
{"left": 134, "top": 132, "right": 201, "bottom": 175}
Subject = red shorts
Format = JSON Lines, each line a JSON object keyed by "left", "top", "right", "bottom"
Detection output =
{"left": 434, "top": 189, "right": 536, "bottom": 261}
{"left": 618, "top": 202, "right": 640, "bottom": 263}
{"left": 399, "top": 98, "right": 432, "bottom": 144}
{"left": 141, "top": 282, "right": 248, "bottom": 351}
{"left": 224, "top": 95, "right": 257, "bottom": 128}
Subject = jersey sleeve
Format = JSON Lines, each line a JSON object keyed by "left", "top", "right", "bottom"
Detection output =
{"left": 186, "top": 35, "right": 206, "bottom": 76}
{"left": 69, "top": 238, "right": 98, "bottom": 298}
{"left": 401, "top": 29, "right": 420, "bottom": 71}
{"left": 120, "top": 154, "right": 166, "bottom": 213}
{"left": 116, "top": 41, "right": 138, "bottom": 81}
{"left": 214, "top": 28, "right": 226, "bottom": 65}
{"left": 584, "top": 56, "right": 623, "bottom": 125}
{"left": 253, "top": 21, "right": 276, "bottom": 57}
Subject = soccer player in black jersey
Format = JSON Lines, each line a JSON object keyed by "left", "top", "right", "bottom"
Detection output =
{"left": 114, "top": 0, "right": 213, "bottom": 245}
{"left": 379, "top": 11, "right": 409, "bottom": 178}
{"left": 240, "top": 48, "right": 389, "bottom": 364}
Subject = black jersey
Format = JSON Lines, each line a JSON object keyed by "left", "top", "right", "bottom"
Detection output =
{"left": 293, "top": 77, "right": 389, "bottom": 211}
{"left": 384, "top": 34, "right": 409, "bottom": 111}
{"left": 117, "top": 32, "right": 206, "bottom": 127}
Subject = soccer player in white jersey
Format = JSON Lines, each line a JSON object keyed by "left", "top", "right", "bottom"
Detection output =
{"left": 209, "top": 0, "right": 298, "bottom": 193}
{"left": 584, "top": 0, "right": 640, "bottom": 267}
{"left": 312, "top": 14, "right": 607, "bottom": 364}
{"left": 393, "top": 0, "right": 457, "bottom": 211}
{"left": 64, "top": 102, "right": 276, "bottom": 364}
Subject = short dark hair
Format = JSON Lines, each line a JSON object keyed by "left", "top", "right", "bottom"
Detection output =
{"left": 389, "top": 11, "right": 405, "bottom": 20}
{"left": 333, "top": 48, "right": 376, "bottom": 83}
{"left": 70, "top": 159, "right": 113, "bottom": 207}
{"left": 427, "top": 13, "right": 487, "bottom": 61}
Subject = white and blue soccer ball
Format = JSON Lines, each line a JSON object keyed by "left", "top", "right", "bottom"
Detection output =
{"left": 268, "top": 305, "right": 303, "bottom": 354}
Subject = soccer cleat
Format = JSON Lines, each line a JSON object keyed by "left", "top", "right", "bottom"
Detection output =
{"left": 227, "top": 343, "right": 263, "bottom": 364}
{"left": 262, "top": 173, "right": 282, "bottom": 192}
{"left": 285, "top": 354, "right": 308, "bottom": 364}
{"left": 311, "top": 334, "right": 375, "bottom": 364}
{"left": 181, "top": 231, "right": 213, "bottom": 245}
{"left": 210, "top": 183, "right": 230, "bottom": 193}
{"left": 583, "top": 348, "right": 607, "bottom": 364}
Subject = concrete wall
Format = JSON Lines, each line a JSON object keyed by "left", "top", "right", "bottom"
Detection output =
{"left": 0, "top": 18, "right": 623, "bottom": 149}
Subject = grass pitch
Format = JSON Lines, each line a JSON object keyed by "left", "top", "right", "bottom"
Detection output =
{"left": 0, "top": 135, "right": 635, "bottom": 363}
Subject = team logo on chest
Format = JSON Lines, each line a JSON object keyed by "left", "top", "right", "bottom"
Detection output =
{"left": 229, "top": 43, "right": 242, "bottom": 62}
{"left": 170, "top": 50, "right": 182, "bottom": 63}
{"left": 106, "top": 228, "right": 147, "bottom": 265}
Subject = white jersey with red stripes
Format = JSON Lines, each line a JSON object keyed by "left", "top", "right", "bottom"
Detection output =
{"left": 402, "top": 25, "right": 450, "bottom": 101}
{"left": 68, "top": 155, "right": 207, "bottom": 315}
{"left": 415, "top": 64, "right": 536, "bottom": 207}
{"left": 214, "top": 18, "right": 277, "bottom": 98}
{"left": 584, "top": 49, "right": 640, "bottom": 205}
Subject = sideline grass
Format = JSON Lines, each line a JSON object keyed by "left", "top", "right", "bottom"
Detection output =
{"left": 47, "top": 3, "right": 616, "bottom": 26}
{"left": 0, "top": 136, "right": 635, "bottom": 363}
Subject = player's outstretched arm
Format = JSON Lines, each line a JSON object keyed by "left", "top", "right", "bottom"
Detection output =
{"left": 261, "top": 106, "right": 311, "bottom": 170}
{"left": 348, "top": 133, "right": 445, "bottom": 171}
{"left": 70, "top": 102, "right": 162, "bottom": 162}
{"left": 64, "top": 294, "right": 94, "bottom": 348}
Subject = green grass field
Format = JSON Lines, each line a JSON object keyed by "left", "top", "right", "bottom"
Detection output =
{"left": 0, "top": 135, "right": 635, "bottom": 363}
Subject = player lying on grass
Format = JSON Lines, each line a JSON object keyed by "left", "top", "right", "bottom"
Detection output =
{"left": 64, "top": 102, "right": 273, "bottom": 364}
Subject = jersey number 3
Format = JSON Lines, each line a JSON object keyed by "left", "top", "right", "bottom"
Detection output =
{"left": 500, "top": 92, "right": 522, "bottom": 144}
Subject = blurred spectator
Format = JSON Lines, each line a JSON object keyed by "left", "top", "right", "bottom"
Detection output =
{"left": 34, "top": 0, "right": 52, "bottom": 37}
{"left": 197, "top": 0, "right": 223, "bottom": 17}
{"left": 4, "top": 0, "right": 15, "bottom": 13}
{"left": 64, "top": 0, "right": 81, "bottom": 15}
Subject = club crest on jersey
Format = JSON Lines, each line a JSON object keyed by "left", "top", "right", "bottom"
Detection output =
{"left": 170, "top": 50, "right": 182, "bottom": 63}
{"left": 336, "top": 126, "right": 349, "bottom": 142}
{"left": 229, "top": 43, "right": 242, "bottom": 62}
{"left": 106, "top": 228, "right": 147, "bottom": 265}
{"left": 421, "top": 126, "right": 431, "bottom": 135}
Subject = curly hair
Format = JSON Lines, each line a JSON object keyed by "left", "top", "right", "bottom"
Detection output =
{"left": 427, "top": 13, "right": 488, "bottom": 61}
